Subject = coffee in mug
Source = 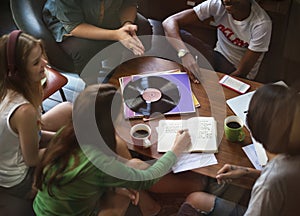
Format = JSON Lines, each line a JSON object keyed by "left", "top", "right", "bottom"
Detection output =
{"left": 226, "top": 121, "right": 241, "bottom": 129}
{"left": 224, "top": 115, "right": 245, "bottom": 142}
{"left": 132, "top": 129, "right": 149, "bottom": 138}
{"left": 130, "top": 124, "right": 152, "bottom": 148}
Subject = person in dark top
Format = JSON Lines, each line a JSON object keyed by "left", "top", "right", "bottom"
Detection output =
{"left": 43, "top": 0, "right": 152, "bottom": 74}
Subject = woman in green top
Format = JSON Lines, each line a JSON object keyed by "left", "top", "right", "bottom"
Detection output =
{"left": 33, "top": 84, "right": 197, "bottom": 216}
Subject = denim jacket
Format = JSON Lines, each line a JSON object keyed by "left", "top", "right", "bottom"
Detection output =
{"left": 43, "top": 0, "right": 137, "bottom": 42}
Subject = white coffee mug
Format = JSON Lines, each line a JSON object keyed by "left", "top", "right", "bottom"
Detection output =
{"left": 130, "top": 123, "right": 152, "bottom": 148}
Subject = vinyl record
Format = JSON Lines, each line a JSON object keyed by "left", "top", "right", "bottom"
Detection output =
{"left": 123, "top": 76, "right": 180, "bottom": 116}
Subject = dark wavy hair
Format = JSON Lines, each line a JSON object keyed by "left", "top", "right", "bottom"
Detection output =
{"left": 34, "top": 84, "right": 121, "bottom": 195}
{"left": 247, "top": 84, "right": 300, "bottom": 155}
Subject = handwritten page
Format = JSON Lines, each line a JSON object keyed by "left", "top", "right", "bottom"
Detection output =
{"left": 157, "top": 117, "right": 218, "bottom": 153}
{"left": 242, "top": 144, "right": 264, "bottom": 170}
{"left": 172, "top": 153, "right": 218, "bottom": 173}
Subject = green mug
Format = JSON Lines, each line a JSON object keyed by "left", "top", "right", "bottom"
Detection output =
{"left": 224, "top": 115, "right": 245, "bottom": 142}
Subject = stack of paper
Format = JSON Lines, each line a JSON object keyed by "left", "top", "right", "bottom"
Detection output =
{"left": 172, "top": 153, "right": 217, "bottom": 173}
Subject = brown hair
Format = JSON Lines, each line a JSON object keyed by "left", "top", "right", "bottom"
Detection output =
{"left": 34, "top": 84, "right": 120, "bottom": 195}
{"left": 247, "top": 84, "right": 300, "bottom": 155}
{"left": 34, "top": 121, "right": 78, "bottom": 196}
{"left": 0, "top": 32, "right": 46, "bottom": 108}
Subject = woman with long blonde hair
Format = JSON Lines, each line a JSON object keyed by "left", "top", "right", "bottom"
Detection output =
{"left": 0, "top": 30, "right": 72, "bottom": 202}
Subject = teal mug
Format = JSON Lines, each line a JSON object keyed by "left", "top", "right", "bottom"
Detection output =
{"left": 224, "top": 116, "right": 245, "bottom": 142}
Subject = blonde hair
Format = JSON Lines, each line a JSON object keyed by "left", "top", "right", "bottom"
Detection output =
{"left": 0, "top": 32, "right": 46, "bottom": 109}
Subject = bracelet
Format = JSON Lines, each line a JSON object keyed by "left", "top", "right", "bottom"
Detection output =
{"left": 122, "top": 20, "right": 135, "bottom": 26}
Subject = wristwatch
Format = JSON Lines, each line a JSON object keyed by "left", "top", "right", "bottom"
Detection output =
{"left": 177, "top": 49, "right": 190, "bottom": 58}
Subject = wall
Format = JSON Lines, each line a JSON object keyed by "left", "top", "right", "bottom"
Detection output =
{"left": 283, "top": 0, "right": 300, "bottom": 88}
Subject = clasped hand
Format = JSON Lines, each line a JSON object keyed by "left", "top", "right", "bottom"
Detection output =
{"left": 117, "top": 24, "right": 145, "bottom": 56}
{"left": 115, "top": 188, "right": 139, "bottom": 206}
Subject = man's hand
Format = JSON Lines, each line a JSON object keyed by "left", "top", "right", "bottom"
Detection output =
{"left": 181, "top": 54, "right": 201, "bottom": 83}
{"left": 117, "top": 24, "right": 145, "bottom": 55}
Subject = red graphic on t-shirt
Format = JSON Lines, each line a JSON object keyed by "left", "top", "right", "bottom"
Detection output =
{"left": 217, "top": 24, "right": 249, "bottom": 48}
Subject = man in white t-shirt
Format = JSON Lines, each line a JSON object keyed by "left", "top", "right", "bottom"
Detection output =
{"left": 162, "top": 0, "right": 272, "bottom": 81}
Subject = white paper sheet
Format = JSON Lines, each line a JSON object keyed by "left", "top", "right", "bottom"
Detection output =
{"left": 226, "top": 81, "right": 287, "bottom": 168}
{"left": 172, "top": 153, "right": 218, "bottom": 173}
{"left": 242, "top": 144, "right": 264, "bottom": 170}
{"left": 226, "top": 91, "right": 255, "bottom": 127}
{"left": 226, "top": 80, "right": 288, "bottom": 129}
{"left": 251, "top": 137, "right": 268, "bottom": 166}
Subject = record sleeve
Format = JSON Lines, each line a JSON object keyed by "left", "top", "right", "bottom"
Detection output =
{"left": 119, "top": 72, "right": 196, "bottom": 119}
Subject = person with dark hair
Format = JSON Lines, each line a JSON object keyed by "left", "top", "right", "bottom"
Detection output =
{"left": 43, "top": 0, "right": 153, "bottom": 74}
{"left": 163, "top": 0, "right": 272, "bottom": 82}
{"left": 0, "top": 31, "right": 72, "bottom": 202}
{"left": 33, "top": 84, "right": 207, "bottom": 216}
{"left": 177, "top": 84, "right": 300, "bottom": 216}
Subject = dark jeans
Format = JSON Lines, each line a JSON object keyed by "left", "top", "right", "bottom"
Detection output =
{"left": 180, "top": 30, "right": 236, "bottom": 74}
{"left": 60, "top": 13, "right": 153, "bottom": 74}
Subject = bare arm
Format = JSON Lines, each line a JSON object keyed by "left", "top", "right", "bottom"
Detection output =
{"left": 216, "top": 164, "right": 261, "bottom": 184}
{"left": 70, "top": 21, "right": 144, "bottom": 55}
{"left": 163, "top": 9, "right": 204, "bottom": 83}
{"left": 163, "top": 9, "right": 200, "bottom": 53}
{"left": 10, "top": 104, "right": 45, "bottom": 167}
{"left": 230, "top": 49, "right": 263, "bottom": 78}
{"left": 70, "top": 23, "right": 120, "bottom": 40}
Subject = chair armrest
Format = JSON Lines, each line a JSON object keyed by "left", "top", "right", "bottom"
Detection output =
{"left": 43, "top": 66, "right": 68, "bottom": 100}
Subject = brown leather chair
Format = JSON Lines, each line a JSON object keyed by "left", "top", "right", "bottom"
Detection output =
{"left": 10, "top": 0, "right": 75, "bottom": 73}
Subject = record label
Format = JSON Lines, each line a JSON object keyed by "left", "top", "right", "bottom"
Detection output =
{"left": 123, "top": 76, "right": 180, "bottom": 116}
{"left": 142, "top": 88, "right": 162, "bottom": 102}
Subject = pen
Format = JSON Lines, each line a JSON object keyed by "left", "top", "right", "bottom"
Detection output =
{"left": 143, "top": 114, "right": 164, "bottom": 122}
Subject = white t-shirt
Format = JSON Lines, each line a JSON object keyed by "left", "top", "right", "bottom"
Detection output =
{"left": 193, "top": 0, "right": 272, "bottom": 79}
{"left": 245, "top": 154, "right": 300, "bottom": 215}
{"left": 0, "top": 91, "right": 30, "bottom": 187}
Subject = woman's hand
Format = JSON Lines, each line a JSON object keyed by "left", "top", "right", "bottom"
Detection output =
{"left": 216, "top": 164, "right": 249, "bottom": 184}
{"left": 117, "top": 24, "right": 145, "bottom": 55}
{"left": 115, "top": 188, "right": 140, "bottom": 206}
{"left": 171, "top": 129, "right": 192, "bottom": 157}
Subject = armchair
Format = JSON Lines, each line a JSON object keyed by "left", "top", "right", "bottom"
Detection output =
{"left": 10, "top": 0, "right": 75, "bottom": 73}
